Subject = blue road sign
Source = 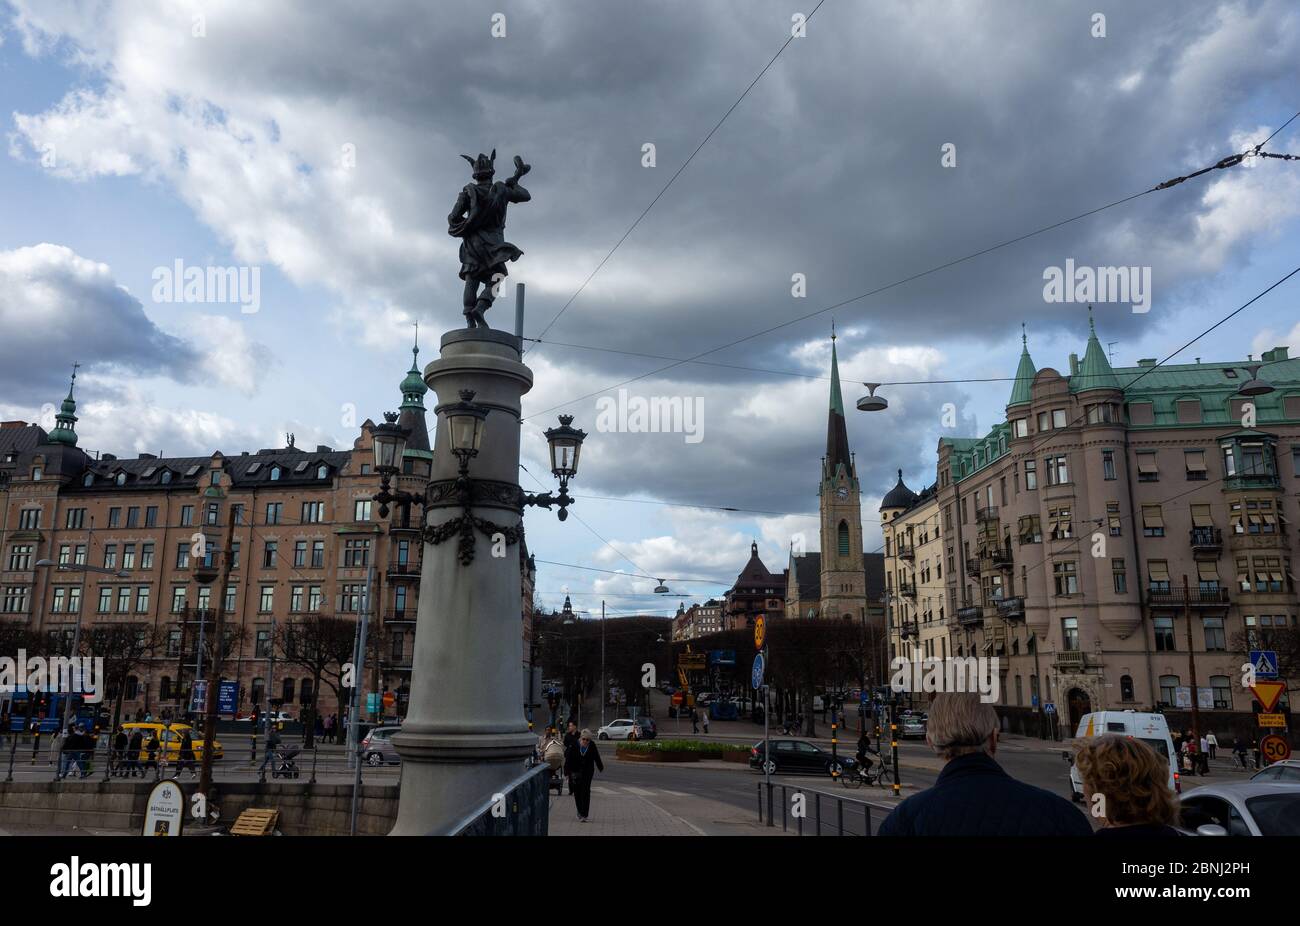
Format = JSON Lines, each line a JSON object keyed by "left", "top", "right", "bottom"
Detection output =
{"left": 1031, "top": 694, "right": 1040, "bottom": 707}
{"left": 860, "top": 689, "right": 869, "bottom": 704}
{"left": 751, "top": 653, "right": 765, "bottom": 690}
{"left": 1044, "top": 702, "right": 1056, "bottom": 714}
{"left": 1250, "top": 650, "right": 1279, "bottom": 679}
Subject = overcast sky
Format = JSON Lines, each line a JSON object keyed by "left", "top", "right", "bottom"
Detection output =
{"left": 2, "top": 0, "right": 1299, "bottom": 616}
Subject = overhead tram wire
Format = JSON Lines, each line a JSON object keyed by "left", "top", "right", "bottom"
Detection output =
{"left": 528, "top": 0, "right": 832, "bottom": 355}
{"left": 524, "top": 118, "right": 1300, "bottom": 422}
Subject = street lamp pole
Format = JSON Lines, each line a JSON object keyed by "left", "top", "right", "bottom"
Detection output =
{"left": 600, "top": 599, "right": 606, "bottom": 731}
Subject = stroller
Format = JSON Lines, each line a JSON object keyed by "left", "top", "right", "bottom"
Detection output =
{"left": 539, "top": 734, "right": 566, "bottom": 795}
{"left": 271, "top": 745, "right": 301, "bottom": 779}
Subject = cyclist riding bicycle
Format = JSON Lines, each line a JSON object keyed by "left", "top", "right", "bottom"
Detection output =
{"left": 855, "top": 732, "right": 877, "bottom": 775}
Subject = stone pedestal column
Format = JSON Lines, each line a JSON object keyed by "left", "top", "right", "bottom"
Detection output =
{"left": 389, "top": 329, "right": 537, "bottom": 835}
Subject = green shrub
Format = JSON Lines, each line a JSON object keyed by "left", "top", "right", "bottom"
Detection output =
{"left": 618, "top": 739, "right": 749, "bottom": 756}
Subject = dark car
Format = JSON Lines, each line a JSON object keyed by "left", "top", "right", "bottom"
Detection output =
{"left": 632, "top": 716, "right": 657, "bottom": 740}
{"left": 749, "top": 739, "right": 856, "bottom": 776}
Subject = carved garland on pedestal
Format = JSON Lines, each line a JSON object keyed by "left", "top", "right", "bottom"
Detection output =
{"left": 421, "top": 477, "right": 525, "bottom": 565}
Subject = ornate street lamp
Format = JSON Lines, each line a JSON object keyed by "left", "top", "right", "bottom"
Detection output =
{"left": 856, "top": 383, "right": 888, "bottom": 412}
{"left": 443, "top": 388, "right": 490, "bottom": 474}
{"left": 1238, "top": 364, "right": 1276, "bottom": 398}
{"left": 524, "top": 414, "right": 587, "bottom": 522}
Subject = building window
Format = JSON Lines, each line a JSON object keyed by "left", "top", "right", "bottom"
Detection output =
{"left": 175, "top": 544, "right": 190, "bottom": 569}
{"left": 1045, "top": 455, "right": 1069, "bottom": 485}
{"left": 294, "top": 541, "right": 308, "bottom": 567}
{"left": 291, "top": 586, "right": 304, "bottom": 612}
{"left": 1120, "top": 675, "right": 1134, "bottom": 702}
{"left": 141, "top": 544, "right": 154, "bottom": 569}
{"left": 1017, "top": 516, "right": 1041, "bottom": 544}
{"left": 343, "top": 538, "right": 371, "bottom": 568}
{"left": 126, "top": 507, "right": 140, "bottom": 528}
{"left": 103, "top": 544, "right": 117, "bottom": 569}
{"left": 270, "top": 466, "right": 282, "bottom": 481}
{"left": 65, "top": 508, "right": 85, "bottom": 529}
{"left": 1052, "top": 408, "right": 1067, "bottom": 429}
{"left": 116, "top": 587, "right": 131, "bottom": 613}
{"left": 171, "top": 588, "right": 186, "bottom": 612}
{"left": 1112, "top": 559, "right": 1127, "bottom": 594}
{"left": 18, "top": 509, "right": 40, "bottom": 530}
{"left": 206, "top": 502, "right": 220, "bottom": 525}
{"left": 311, "top": 541, "right": 325, "bottom": 568}
{"left": 6, "top": 544, "right": 33, "bottom": 571}
{"left": 145, "top": 507, "right": 158, "bottom": 527}
{"left": 1141, "top": 505, "right": 1165, "bottom": 537}
{"left": 136, "top": 587, "right": 150, "bottom": 613}
{"left": 354, "top": 500, "right": 372, "bottom": 521}
{"left": 1136, "top": 452, "right": 1158, "bottom": 482}
{"left": 108, "top": 507, "right": 121, "bottom": 528}
{"left": 1061, "top": 616, "right": 1079, "bottom": 651}
{"left": 224, "top": 585, "right": 237, "bottom": 612}
{"left": 1159, "top": 675, "right": 1179, "bottom": 705}
{"left": 180, "top": 505, "right": 194, "bottom": 526}
{"left": 837, "top": 521, "right": 849, "bottom": 556}
{"left": 265, "top": 503, "right": 282, "bottom": 525}
{"left": 301, "top": 501, "right": 324, "bottom": 523}
{"left": 256, "top": 632, "right": 272, "bottom": 658}
{"left": 1101, "top": 449, "right": 1115, "bottom": 480}
{"left": 1154, "top": 617, "right": 1175, "bottom": 651}
{"left": 317, "top": 464, "right": 329, "bottom": 480}
{"left": 260, "top": 586, "right": 274, "bottom": 612}
{"left": 1210, "top": 675, "right": 1232, "bottom": 710}
{"left": 1203, "top": 616, "right": 1226, "bottom": 651}
{"left": 1185, "top": 450, "right": 1207, "bottom": 480}
{"left": 263, "top": 541, "right": 278, "bottom": 568}
{"left": 1024, "top": 459, "right": 1037, "bottom": 490}
{"left": 308, "top": 585, "right": 323, "bottom": 611}
{"left": 2, "top": 586, "right": 31, "bottom": 614}
{"left": 340, "top": 584, "right": 364, "bottom": 612}
{"left": 1148, "top": 560, "right": 1171, "bottom": 593}
{"left": 1047, "top": 507, "right": 1072, "bottom": 540}
{"left": 1013, "top": 418, "right": 1028, "bottom": 438}
{"left": 1053, "top": 561, "right": 1078, "bottom": 596}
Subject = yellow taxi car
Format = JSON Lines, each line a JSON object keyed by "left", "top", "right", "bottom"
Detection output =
{"left": 121, "top": 722, "right": 224, "bottom": 761}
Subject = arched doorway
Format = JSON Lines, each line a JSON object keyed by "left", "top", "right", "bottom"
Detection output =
{"left": 1067, "top": 688, "right": 1092, "bottom": 731}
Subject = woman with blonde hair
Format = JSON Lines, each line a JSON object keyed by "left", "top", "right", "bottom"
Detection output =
{"left": 1073, "top": 734, "right": 1182, "bottom": 836}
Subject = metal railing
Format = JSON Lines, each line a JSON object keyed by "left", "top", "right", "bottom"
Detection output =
{"left": 1146, "top": 586, "right": 1231, "bottom": 607}
{"left": 956, "top": 605, "right": 983, "bottom": 625}
{"left": 444, "top": 761, "right": 550, "bottom": 836}
{"left": 756, "top": 780, "right": 876, "bottom": 835}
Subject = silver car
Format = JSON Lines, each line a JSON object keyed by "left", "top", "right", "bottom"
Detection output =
{"left": 361, "top": 726, "right": 401, "bottom": 766}
{"left": 1251, "top": 759, "right": 1300, "bottom": 783}
{"left": 1178, "top": 781, "right": 1300, "bottom": 836}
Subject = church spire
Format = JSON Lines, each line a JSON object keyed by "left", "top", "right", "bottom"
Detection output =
{"left": 47, "top": 362, "right": 80, "bottom": 447}
{"left": 826, "top": 331, "right": 852, "bottom": 475}
{"left": 397, "top": 326, "right": 432, "bottom": 459}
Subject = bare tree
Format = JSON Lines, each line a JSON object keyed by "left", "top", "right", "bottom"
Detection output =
{"left": 81, "top": 621, "right": 165, "bottom": 730}
{"left": 276, "top": 614, "right": 379, "bottom": 747}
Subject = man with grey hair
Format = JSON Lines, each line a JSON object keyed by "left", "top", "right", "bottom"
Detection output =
{"left": 878, "top": 694, "right": 1090, "bottom": 836}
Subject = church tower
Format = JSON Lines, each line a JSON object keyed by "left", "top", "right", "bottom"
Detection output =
{"left": 818, "top": 331, "right": 865, "bottom": 620}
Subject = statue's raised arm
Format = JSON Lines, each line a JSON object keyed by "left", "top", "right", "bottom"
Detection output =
{"left": 448, "top": 149, "right": 533, "bottom": 329}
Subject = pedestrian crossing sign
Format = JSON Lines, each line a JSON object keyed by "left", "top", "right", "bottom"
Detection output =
{"left": 1249, "top": 650, "right": 1279, "bottom": 679}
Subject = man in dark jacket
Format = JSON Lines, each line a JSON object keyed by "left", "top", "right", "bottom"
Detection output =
{"left": 562, "top": 721, "right": 580, "bottom": 790}
{"left": 879, "top": 693, "right": 1091, "bottom": 836}
{"left": 564, "top": 728, "right": 604, "bottom": 822}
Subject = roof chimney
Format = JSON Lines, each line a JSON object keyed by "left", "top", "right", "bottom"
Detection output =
{"left": 1069, "top": 353, "right": 1079, "bottom": 375}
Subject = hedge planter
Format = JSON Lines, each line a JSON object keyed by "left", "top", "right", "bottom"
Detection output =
{"left": 616, "top": 740, "right": 752, "bottom": 764}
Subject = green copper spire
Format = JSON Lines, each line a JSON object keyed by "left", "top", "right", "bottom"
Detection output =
{"left": 828, "top": 325, "right": 845, "bottom": 416}
{"left": 1007, "top": 324, "right": 1036, "bottom": 407}
{"left": 47, "top": 362, "right": 80, "bottom": 446}
{"left": 1073, "top": 308, "right": 1119, "bottom": 392}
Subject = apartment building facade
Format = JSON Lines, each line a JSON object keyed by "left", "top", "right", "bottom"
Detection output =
{"left": 894, "top": 321, "right": 1298, "bottom": 740}
{"left": 879, "top": 473, "right": 945, "bottom": 707}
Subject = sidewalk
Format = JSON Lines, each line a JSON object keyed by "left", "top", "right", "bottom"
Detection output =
{"left": 547, "top": 781, "right": 786, "bottom": 836}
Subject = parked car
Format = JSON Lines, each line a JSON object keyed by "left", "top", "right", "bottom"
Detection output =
{"left": 632, "top": 716, "right": 657, "bottom": 740}
{"left": 596, "top": 719, "right": 641, "bottom": 740}
{"left": 1251, "top": 759, "right": 1300, "bottom": 783}
{"left": 749, "top": 739, "right": 857, "bottom": 776}
{"left": 1066, "top": 711, "right": 1177, "bottom": 802}
{"left": 360, "top": 726, "right": 402, "bottom": 766}
{"left": 121, "top": 722, "right": 223, "bottom": 761}
{"left": 1178, "top": 782, "right": 1300, "bottom": 836}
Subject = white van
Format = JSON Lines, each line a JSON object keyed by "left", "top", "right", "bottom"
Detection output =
{"left": 1066, "top": 711, "right": 1179, "bottom": 802}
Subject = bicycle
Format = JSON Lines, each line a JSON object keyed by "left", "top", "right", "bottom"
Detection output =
{"left": 840, "top": 754, "right": 893, "bottom": 788}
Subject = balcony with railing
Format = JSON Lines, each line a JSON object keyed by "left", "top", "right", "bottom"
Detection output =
{"left": 896, "top": 543, "right": 915, "bottom": 562}
{"left": 988, "top": 547, "right": 1014, "bottom": 569}
{"left": 995, "top": 595, "right": 1025, "bottom": 620}
{"left": 384, "top": 608, "right": 417, "bottom": 624}
{"left": 896, "top": 581, "right": 917, "bottom": 598}
{"left": 1189, "top": 527, "right": 1223, "bottom": 555}
{"left": 956, "top": 605, "right": 983, "bottom": 626}
{"left": 386, "top": 561, "right": 422, "bottom": 579}
{"left": 1146, "top": 586, "right": 1231, "bottom": 608}
{"left": 964, "top": 558, "right": 981, "bottom": 579}
{"left": 975, "top": 506, "right": 999, "bottom": 523}
{"left": 1053, "top": 650, "right": 1089, "bottom": 671}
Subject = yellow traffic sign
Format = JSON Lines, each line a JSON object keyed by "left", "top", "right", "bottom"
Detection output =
{"left": 754, "top": 615, "right": 766, "bottom": 651}
{"left": 1258, "top": 713, "right": 1287, "bottom": 728}
{"left": 1250, "top": 681, "right": 1287, "bottom": 713}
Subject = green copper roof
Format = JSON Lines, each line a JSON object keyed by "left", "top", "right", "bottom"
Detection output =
{"left": 829, "top": 338, "right": 845, "bottom": 416}
{"left": 399, "top": 343, "right": 428, "bottom": 408}
{"left": 1071, "top": 311, "right": 1119, "bottom": 392}
{"left": 1007, "top": 325, "right": 1036, "bottom": 407}
{"left": 47, "top": 364, "right": 80, "bottom": 447}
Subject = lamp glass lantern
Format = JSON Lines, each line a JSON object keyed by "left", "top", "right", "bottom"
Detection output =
{"left": 372, "top": 413, "right": 409, "bottom": 473}
{"left": 544, "top": 414, "right": 587, "bottom": 479}
{"left": 445, "top": 389, "right": 489, "bottom": 456}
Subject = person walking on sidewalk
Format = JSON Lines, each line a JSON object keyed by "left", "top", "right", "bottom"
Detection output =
{"left": 176, "top": 728, "right": 197, "bottom": 779}
{"left": 566, "top": 728, "right": 604, "bottom": 823}
{"left": 259, "top": 726, "right": 282, "bottom": 776}
{"left": 1206, "top": 731, "right": 1218, "bottom": 759}
{"left": 690, "top": 707, "right": 699, "bottom": 734}
{"left": 701, "top": 709, "right": 710, "bottom": 734}
{"left": 126, "top": 728, "right": 144, "bottom": 777}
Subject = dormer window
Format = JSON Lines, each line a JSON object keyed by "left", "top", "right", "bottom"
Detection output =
{"left": 210, "top": 472, "right": 220, "bottom": 486}
{"left": 270, "top": 466, "right": 282, "bottom": 481}
{"left": 115, "top": 472, "right": 127, "bottom": 486}
{"left": 161, "top": 470, "right": 172, "bottom": 485}
{"left": 32, "top": 466, "right": 42, "bottom": 481}
{"left": 317, "top": 465, "right": 328, "bottom": 479}
{"left": 83, "top": 473, "right": 94, "bottom": 487}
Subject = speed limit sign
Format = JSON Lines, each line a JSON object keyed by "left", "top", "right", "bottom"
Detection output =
{"left": 1260, "top": 734, "right": 1292, "bottom": 763}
